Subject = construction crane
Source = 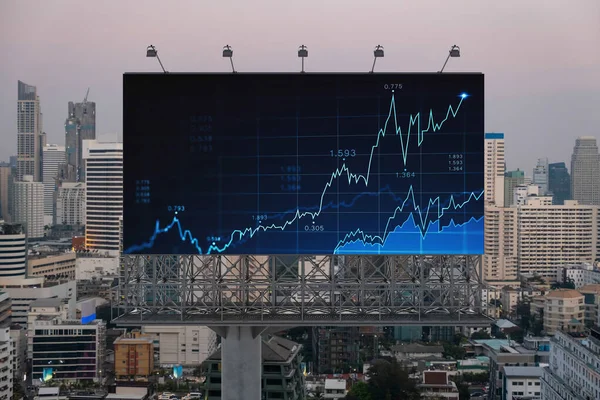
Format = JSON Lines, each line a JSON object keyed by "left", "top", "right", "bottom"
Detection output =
{"left": 82, "top": 88, "right": 90, "bottom": 115}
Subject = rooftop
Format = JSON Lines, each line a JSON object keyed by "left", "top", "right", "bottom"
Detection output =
{"left": 114, "top": 335, "right": 153, "bottom": 345}
{"left": 547, "top": 289, "right": 583, "bottom": 299}
{"left": 495, "top": 319, "right": 517, "bottom": 329}
{"left": 324, "top": 379, "right": 346, "bottom": 390}
{"left": 390, "top": 343, "right": 444, "bottom": 354}
{"left": 473, "top": 339, "right": 509, "bottom": 351}
{"left": 31, "top": 298, "right": 67, "bottom": 308}
{"left": 207, "top": 335, "right": 301, "bottom": 363}
{"left": 503, "top": 366, "right": 543, "bottom": 378}
{"left": 579, "top": 284, "right": 600, "bottom": 294}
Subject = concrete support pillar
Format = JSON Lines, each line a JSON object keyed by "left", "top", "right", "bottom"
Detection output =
{"left": 210, "top": 326, "right": 266, "bottom": 400}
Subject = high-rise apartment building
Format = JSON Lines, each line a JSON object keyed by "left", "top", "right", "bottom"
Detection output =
{"left": 10, "top": 175, "right": 44, "bottom": 239}
{"left": 571, "top": 136, "right": 600, "bottom": 206}
{"left": 503, "top": 169, "right": 525, "bottom": 207}
{"left": 64, "top": 99, "right": 96, "bottom": 182}
{"left": 548, "top": 162, "right": 571, "bottom": 205}
{"left": 17, "top": 81, "right": 43, "bottom": 182}
{"left": 83, "top": 140, "right": 122, "bottom": 256}
{"left": 520, "top": 200, "right": 597, "bottom": 280}
{"left": 42, "top": 145, "right": 65, "bottom": 224}
{"left": 0, "top": 166, "right": 10, "bottom": 221}
{"left": 532, "top": 158, "right": 549, "bottom": 195}
{"left": 483, "top": 206, "right": 517, "bottom": 282}
{"left": 484, "top": 199, "right": 599, "bottom": 282}
{"left": 0, "top": 223, "right": 26, "bottom": 278}
{"left": 484, "top": 133, "right": 505, "bottom": 206}
{"left": 55, "top": 182, "right": 85, "bottom": 226}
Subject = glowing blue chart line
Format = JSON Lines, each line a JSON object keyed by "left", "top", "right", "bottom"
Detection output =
{"left": 123, "top": 73, "right": 485, "bottom": 255}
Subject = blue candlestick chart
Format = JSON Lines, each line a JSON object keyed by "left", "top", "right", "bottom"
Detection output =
{"left": 123, "top": 73, "right": 484, "bottom": 255}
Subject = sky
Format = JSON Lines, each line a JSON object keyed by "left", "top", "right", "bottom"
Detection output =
{"left": 0, "top": 0, "right": 599, "bottom": 174}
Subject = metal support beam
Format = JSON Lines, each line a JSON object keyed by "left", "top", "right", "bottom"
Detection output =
{"left": 113, "top": 255, "right": 491, "bottom": 326}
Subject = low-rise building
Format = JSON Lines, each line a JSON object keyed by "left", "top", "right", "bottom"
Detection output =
{"left": 27, "top": 251, "right": 76, "bottom": 280}
{"left": 502, "top": 366, "right": 542, "bottom": 400}
{"left": 30, "top": 314, "right": 106, "bottom": 384}
{"left": 323, "top": 379, "right": 346, "bottom": 399}
{"left": 114, "top": 331, "right": 154, "bottom": 381}
{"left": 390, "top": 343, "right": 444, "bottom": 363}
{"left": 203, "top": 335, "right": 305, "bottom": 400}
{"left": 141, "top": 325, "right": 217, "bottom": 367}
{"left": 531, "top": 289, "right": 585, "bottom": 335}
{"left": 417, "top": 370, "right": 459, "bottom": 400}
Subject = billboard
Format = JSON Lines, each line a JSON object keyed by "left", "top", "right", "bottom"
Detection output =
{"left": 123, "top": 73, "right": 484, "bottom": 255}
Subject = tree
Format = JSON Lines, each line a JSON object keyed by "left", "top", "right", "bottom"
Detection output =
{"left": 364, "top": 359, "right": 421, "bottom": 400}
{"left": 551, "top": 278, "right": 575, "bottom": 290}
{"left": 470, "top": 331, "right": 491, "bottom": 340}
{"left": 347, "top": 381, "right": 371, "bottom": 400}
{"left": 443, "top": 342, "right": 466, "bottom": 360}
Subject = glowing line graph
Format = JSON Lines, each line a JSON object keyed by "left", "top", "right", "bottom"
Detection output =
{"left": 125, "top": 92, "right": 473, "bottom": 255}
{"left": 333, "top": 187, "right": 483, "bottom": 253}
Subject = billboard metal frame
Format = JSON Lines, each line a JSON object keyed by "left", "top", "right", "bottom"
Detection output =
{"left": 113, "top": 254, "right": 491, "bottom": 326}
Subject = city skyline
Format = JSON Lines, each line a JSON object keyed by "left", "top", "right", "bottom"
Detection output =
{"left": 1, "top": 0, "right": 599, "bottom": 174}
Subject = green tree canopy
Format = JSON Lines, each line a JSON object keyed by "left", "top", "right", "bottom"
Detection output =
{"left": 363, "top": 359, "right": 421, "bottom": 400}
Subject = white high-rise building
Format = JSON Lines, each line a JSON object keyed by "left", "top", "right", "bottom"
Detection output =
{"left": 483, "top": 206, "right": 517, "bottom": 282}
{"left": 516, "top": 199, "right": 598, "bottom": 280}
{"left": 484, "top": 199, "right": 599, "bottom": 282}
{"left": 542, "top": 328, "right": 600, "bottom": 400}
{"left": 83, "top": 140, "right": 123, "bottom": 256}
{"left": 55, "top": 182, "right": 85, "bottom": 226}
{"left": 571, "top": 136, "right": 600, "bottom": 206}
{"left": 484, "top": 133, "right": 505, "bottom": 206}
{"left": 10, "top": 175, "right": 44, "bottom": 239}
{"left": 514, "top": 184, "right": 540, "bottom": 206}
{"left": 17, "top": 80, "right": 43, "bottom": 182}
{"left": 42, "top": 144, "right": 65, "bottom": 224}
{"left": 0, "top": 223, "right": 26, "bottom": 278}
{"left": 532, "top": 157, "right": 549, "bottom": 195}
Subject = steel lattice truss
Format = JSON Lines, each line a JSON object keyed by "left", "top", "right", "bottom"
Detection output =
{"left": 113, "top": 254, "right": 491, "bottom": 326}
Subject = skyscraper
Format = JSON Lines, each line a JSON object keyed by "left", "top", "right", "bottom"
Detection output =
{"left": 42, "top": 144, "right": 66, "bottom": 224}
{"left": 571, "top": 136, "right": 600, "bottom": 206}
{"left": 64, "top": 95, "right": 96, "bottom": 182}
{"left": 0, "top": 166, "right": 10, "bottom": 221}
{"left": 17, "top": 81, "right": 43, "bottom": 182}
{"left": 83, "top": 140, "right": 122, "bottom": 256}
{"left": 548, "top": 162, "right": 571, "bottom": 205}
{"left": 484, "top": 133, "right": 505, "bottom": 206}
{"left": 10, "top": 175, "right": 44, "bottom": 239}
{"left": 532, "top": 158, "right": 549, "bottom": 195}
{"left": 504, "top": 169, "right": 525, "bottom": 207}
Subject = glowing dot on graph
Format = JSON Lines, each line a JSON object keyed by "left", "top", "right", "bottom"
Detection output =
{"left": 342, "top": 158, "right": 346, "bottom": 161}
{"left": 404, "top": 168, "right": 407, "bottom": 172}
{"left": 312, "top": 221, "right": 315, "bottom": 224}
{"left": 212, "top": 242, "right": 215, "bottom": 246}
{"left": 392, "top": 90, "right": 395, "bottom": 93}
{"left": 175, "top": 211, "right": 178, "bottom": 215}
